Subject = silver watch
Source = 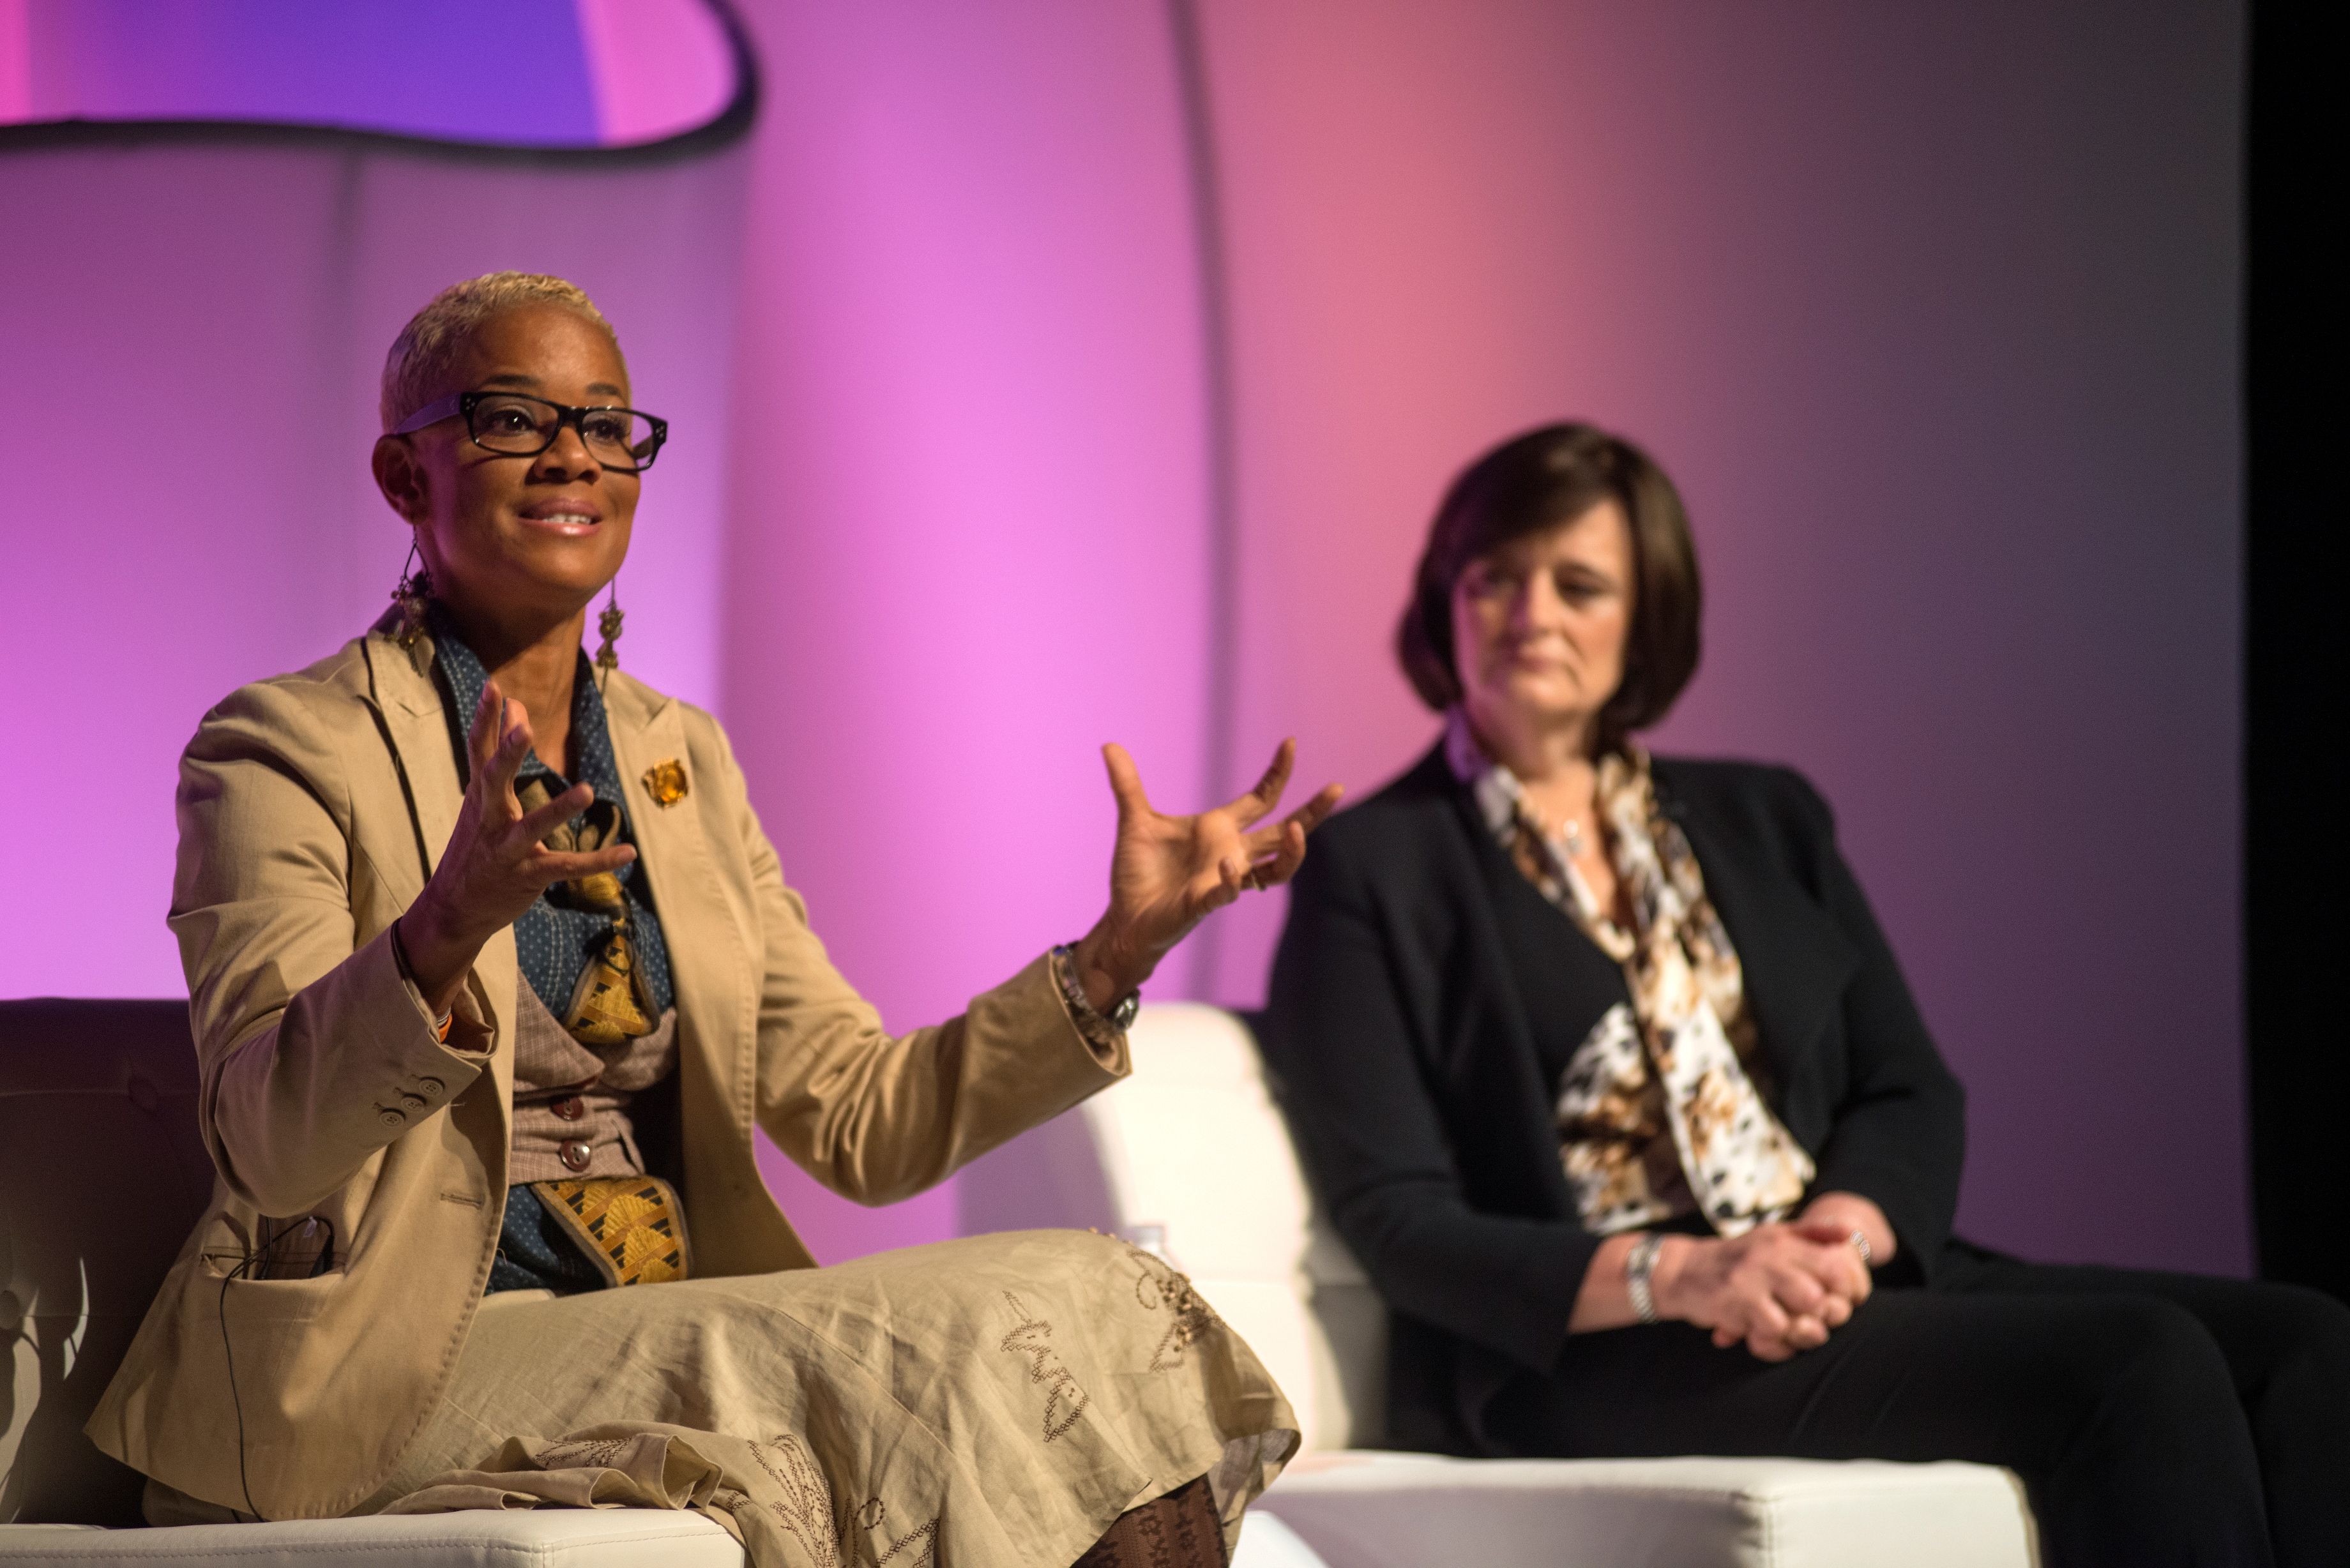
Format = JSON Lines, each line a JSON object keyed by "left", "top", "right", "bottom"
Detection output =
{"left": 1625, "top": 1232, "right": 1666, "bottom": 1325}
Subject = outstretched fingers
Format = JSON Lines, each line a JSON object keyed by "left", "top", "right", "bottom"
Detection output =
{"left": 466, "top": 681, "right": 503, "bottom": 780}
{"left": 1102, "top": 743, "right": 1153, "bottom": 824}
{"left": 515, "top": 781, "right": 598, "bottom": 844}
{"left": 534, "top": 844, "right": 637, "bottom": 884}
{"left": 1271, "top": 781, "right": 1346, "bottom": 843}
{"left": 480, "top": 695, "right": 536, "bottom": 810}
{"left": 1222, "top": 738, "right": 1298, "bottom": 827}
{"left": 1239, "top": 781, "right": 1346, "bottom": 886}
{"left": 1243, "top": 822, "right": 1308, "bottom": 891}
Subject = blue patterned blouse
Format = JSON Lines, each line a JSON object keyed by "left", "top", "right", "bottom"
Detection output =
{"left": 427, "top": 608, "right": 678, "bottom": 1296}
{"left": 427, "top": 606, "right": 675, "bottom": 1022}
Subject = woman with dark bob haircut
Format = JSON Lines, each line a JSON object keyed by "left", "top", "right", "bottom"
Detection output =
{"left": 1261, "top": 422, "right": 2350, "bottom": 1567}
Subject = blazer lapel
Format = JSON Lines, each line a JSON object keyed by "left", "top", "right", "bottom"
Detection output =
{"left": 360, "top": 632, "right": 463, "bottom": 886}
{"left": 1454, "top": 790, "right": 1633, "bottom": 1059}
{"left": 1430, "top": 776, "right": 1589, "bottom": 1219}
{"left": 1663, "top": 781, "right": 1859, "bottom": 1101}
{"left": 600, "top": 675, "right": 757, "bottom": 1136}
{"left": 359, "top": 631, "right": 516, "bottom": 1109}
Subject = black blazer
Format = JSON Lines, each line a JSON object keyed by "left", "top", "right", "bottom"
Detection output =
{"left": 1260, "top": 744, "right": 1966, "bottom": 1454}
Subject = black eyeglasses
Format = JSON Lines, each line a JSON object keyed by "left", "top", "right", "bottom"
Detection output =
{"left": 393, "top": 390, "right": 669, "bottom": 472}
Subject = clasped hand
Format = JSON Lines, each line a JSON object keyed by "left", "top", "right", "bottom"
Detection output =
{"left": 1658, "top": 1220, "right": 1874, "bottom": 1362}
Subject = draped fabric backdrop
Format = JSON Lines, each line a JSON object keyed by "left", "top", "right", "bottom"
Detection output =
{"left": 0, "top": 0, "right": 2245, "bottom": 1276}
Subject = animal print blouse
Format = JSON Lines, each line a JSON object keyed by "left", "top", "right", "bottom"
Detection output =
{"left": 1446, "top": 713, "right": 1814, "bottom": 1237}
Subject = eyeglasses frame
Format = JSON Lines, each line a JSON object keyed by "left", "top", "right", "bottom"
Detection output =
{"left": 392, "top": 389, "right": 669, "bottom": 472}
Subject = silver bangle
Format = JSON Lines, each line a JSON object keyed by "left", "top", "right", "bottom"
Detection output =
{"left": 1625, "top": 1232, "right": 1666, "bottom": 1325}
{"left": 1848, "top": 1229, "right": 1874, "bottom": 1268}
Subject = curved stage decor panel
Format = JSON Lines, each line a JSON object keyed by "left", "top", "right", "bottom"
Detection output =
{"left": 0, "top": 0, "right": 747, "bottom": 152}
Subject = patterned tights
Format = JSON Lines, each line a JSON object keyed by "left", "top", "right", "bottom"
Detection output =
{"left": 1071, "top": 1474, "right": 1226, "bottom": 1568}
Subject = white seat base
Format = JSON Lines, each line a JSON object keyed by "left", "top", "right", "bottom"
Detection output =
{"left": 0, "top": 1505, "right": 1332, "bottom": 1567}
{"left": 0, "top": 1509, "right": 745, "bottom": 1567}
{"left": 1259, "top": 1450, "right": 2037, "bottom": 1568}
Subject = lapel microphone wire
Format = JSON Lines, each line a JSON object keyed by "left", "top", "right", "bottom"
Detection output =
{"left": 216, "top": 1217, "right": 335, "bottom": 1523}
{"left": 217, "top": 1254, "right": 258, "bottom": 1522}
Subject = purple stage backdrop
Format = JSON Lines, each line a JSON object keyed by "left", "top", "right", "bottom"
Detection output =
{"left": 0, "top": 1, "right": 2245, "bottom": 1277}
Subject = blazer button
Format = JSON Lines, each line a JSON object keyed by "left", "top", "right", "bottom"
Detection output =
{"left": 418, "top": 1078, "right": 445, "bottom": 1099}
{"left": 559, "top": 1139, "right": 593, "bottom": 1172}
{"left": 553, "top": 1094, "right": 586, "bottom": 1122}
{"left": 400, "top": 1094, "right": 427, "bottom": 1111}
{"left": 379, "top": 1109, "right": 405, "bottom": 1127}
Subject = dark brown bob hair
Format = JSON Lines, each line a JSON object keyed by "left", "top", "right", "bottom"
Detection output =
{"left": 1397, "top": 421, "right": 1701, "bottom": 750}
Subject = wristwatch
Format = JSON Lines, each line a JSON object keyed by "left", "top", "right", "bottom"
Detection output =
{"left": 1625, "top": 1232, "right": 1667, "bottom": 1325}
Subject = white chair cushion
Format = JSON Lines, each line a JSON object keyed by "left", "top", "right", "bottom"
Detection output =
{"left": 1083, "top": 1005, "right": 1323, "bottom": 1283}
{"left": 1259, "top": 1451, "right": 2037, "bottom": 1568}
{"left": 0, "top": 1509, "right": 745, "bottom": 1566}
{"left": 1232, "top": 1509, "right": 1332, "bottom": 1568}
{"left": 1080, "top": 1004, "right": 1379, "bottom": 1451}
{"left": 965, "top": 1004, "right": 2038, "bottom": 1564}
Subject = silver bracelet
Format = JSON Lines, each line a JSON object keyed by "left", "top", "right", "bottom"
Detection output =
{"left": 1625, "top": 1232, "right": 1666, "bottom": 1325}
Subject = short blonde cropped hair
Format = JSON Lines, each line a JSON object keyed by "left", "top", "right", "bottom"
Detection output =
{"left": 379, "top": 272, "right": 625, "bottom": 432}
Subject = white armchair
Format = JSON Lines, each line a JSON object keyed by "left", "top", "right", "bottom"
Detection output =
{"left": 959, "top": 1002, "right": 2041, "bottom": 1568}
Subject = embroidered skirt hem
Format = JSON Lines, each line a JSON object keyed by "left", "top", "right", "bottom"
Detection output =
{"left": 360, "top": 1229, "right": 1298, "bottom": 1568}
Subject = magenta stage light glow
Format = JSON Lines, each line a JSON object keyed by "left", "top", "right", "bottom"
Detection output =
{"left": 0, "top": 0, "right": 2245, "bottom": 1277}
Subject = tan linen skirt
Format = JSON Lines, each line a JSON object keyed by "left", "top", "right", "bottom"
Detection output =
{"left": 360, "top": 1228, "right": 1297, "bottom": 1567}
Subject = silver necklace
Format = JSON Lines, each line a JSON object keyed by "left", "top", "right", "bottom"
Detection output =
{"left": 1522, "top": 800, "right": 1588, "bottom": 863}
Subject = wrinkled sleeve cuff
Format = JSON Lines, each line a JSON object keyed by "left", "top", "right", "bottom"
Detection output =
{"left": 383, "top": 917, "right": 495, "bottom": 1060}
{"left": 354, "top": 924, "right": 495, "bottom": 1076}
{"left": 1045, "top": 944, "right": 1132, "bottom": 1072}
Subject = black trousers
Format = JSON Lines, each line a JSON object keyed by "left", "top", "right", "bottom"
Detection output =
{"left": 1483, "top": 1243, "right": 2350, "bottom": 1568}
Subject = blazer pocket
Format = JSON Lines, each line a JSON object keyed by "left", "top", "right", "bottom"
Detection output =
{"left": 195, "top": 1212, "right": 347, "bottom": 1316}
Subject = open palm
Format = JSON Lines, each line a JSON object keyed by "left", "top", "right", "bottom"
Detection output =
{"left": 1078, "top": 738, "right": 1344, "bottom": 1001}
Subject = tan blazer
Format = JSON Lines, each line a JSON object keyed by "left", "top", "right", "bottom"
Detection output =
{"left": 86, "top": 626, "right": 1126, "bottom": 1519}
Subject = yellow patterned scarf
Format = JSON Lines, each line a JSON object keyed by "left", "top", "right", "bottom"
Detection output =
{"left": 529, "top": 1175, "right": 691, "bottom": 1287}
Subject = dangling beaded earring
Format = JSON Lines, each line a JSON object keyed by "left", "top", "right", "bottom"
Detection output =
{"left": 391, "top": 541, "right": 433, "bottom": 649}
{"left": 594, "top": 580, "right": 625, "bottom": 679}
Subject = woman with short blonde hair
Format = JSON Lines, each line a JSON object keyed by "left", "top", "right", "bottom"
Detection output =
{"left": 92, "top": 272, "right": 1338, "bottom": 1568}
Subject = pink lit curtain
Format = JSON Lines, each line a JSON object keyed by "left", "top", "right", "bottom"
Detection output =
{"left": 1, "top": 1, "right": 2243, "bottom": 1276}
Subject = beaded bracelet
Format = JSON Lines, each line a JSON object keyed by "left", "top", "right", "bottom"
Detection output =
{"left": 1049, "top": 942, "right": 1139, "bottom": 1053}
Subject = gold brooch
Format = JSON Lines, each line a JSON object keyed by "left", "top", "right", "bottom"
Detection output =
{"left": 642, "top": 759, "right": 688, "bottom": 806}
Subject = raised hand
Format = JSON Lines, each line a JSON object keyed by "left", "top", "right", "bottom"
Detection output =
{"left": 395, "top": 679, "right": 637, "bottom": 1016}
{"left": 1070, "top": 739, "right": 1344, "bottom": 1011}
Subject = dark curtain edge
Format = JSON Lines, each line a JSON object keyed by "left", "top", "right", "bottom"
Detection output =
{"left": 2244, "top": 0, "right": 2343, "bottom": 1301}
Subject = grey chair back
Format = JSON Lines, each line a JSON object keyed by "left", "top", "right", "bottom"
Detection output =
{"left": 1, "top": 999, "right": 211, "bottom": 1525}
